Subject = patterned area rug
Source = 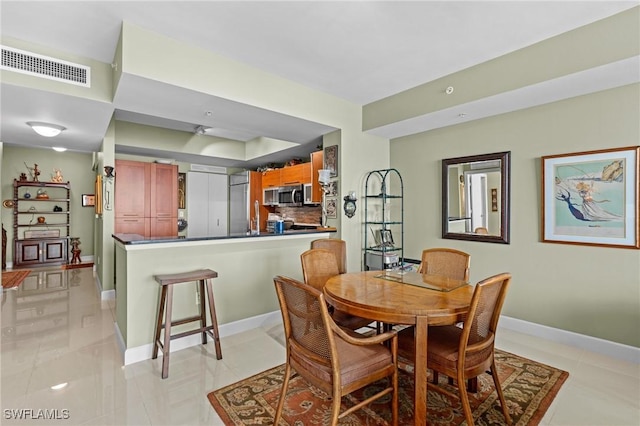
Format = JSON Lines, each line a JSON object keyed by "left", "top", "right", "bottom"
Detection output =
{"left": 208, "top": 349, "right": 568, "bottom": 425}
{"left": 1, "top": 269, "right": 31, "bottom": 289}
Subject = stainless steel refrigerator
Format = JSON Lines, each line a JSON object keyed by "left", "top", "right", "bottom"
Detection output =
{"left": 229, "top": 171, "right": 251, "bottom": 234}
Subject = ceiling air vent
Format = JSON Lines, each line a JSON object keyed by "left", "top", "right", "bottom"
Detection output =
{"left": 1, "top": 45, "right": 90, "bottom": 87}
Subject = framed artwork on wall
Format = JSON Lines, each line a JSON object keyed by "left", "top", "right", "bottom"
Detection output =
{"left": 542, "top": 146, "right": 639, "bottom": 249}
{"left": 178, "top": 172, "right": 186, "bottom": 209}
{"left": 324, "top": 145, "right": 338, "bottom": 177}
{"left": 82, "top": 194, "right": 95, "bottom": 207}
{"left": 325, "top": 198, "right": 337, "bottom": 219}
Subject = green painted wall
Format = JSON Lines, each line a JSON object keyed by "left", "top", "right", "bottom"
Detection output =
{"left": 391, "top": 84, "right": 640, "bottom": 347}
{"left": 1, "top": 146, "right": 95, "bottom": 264}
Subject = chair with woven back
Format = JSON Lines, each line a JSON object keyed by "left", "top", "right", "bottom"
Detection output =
{"left": 474, "top": 227, "right": 489, "bottom": 234}
{"left": 397, "top": 272, "right": 512, "bottom": 426}
{"left": 301, "top": 248, "right": 374, "bottom": 331}
{"left": 311, "top": 238, "right": 347, "bottom": 274}
{"left": 273, "top": 275, "right": 399, "bottom": 426}
{"left": 417, "top": 247, "right": 470, "bottom": 280}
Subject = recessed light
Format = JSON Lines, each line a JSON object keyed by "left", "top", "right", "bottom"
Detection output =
{"left": 52, "top": 147, "right": 67, "bottom": 152}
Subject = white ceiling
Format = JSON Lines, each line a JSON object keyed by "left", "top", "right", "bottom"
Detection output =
{"left": 1, "top": 1, "right": 638, "bottom": 167}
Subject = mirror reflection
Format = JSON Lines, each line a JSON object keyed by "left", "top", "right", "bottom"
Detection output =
{"left": 442, "top": 151, "right": 511, "bottom": 244}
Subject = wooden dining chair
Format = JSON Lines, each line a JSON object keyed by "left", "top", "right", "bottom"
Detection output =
{"left": 397, "top": 272, "right": 512, "bottom": 426}
{"left": 273, "top": 276, "right": 399, "bottom": 426}
{"left": 301, "top": 248, "right": 374, "bottom": 331}
{"left": 474, "top": 227, "right": 489, "bottom": 234}
{"left": 311, "top": 238, "right": 347, "bottom": 274}
{"left": 417, "top": 247, "right": 470, "bottom": 281}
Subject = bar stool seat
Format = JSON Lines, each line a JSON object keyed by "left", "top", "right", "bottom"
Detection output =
{"left": 152, "top": 269, "right": 222, "bottom": 379}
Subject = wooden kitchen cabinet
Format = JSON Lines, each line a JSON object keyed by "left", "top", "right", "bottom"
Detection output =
{"left": 115, "top": 160, "right": 177, "bottom": 237}
{"left": 310, "top": 150, "right": 324, "bottom": 203}
{"left": 150, "top": 163, "right": 178, "bottom": 218}
{"left": 262, "top": 169, "right": 280, "bottom": 188}
{"left": 115, "top": 217, "right": 150, "bottom": 236}
{"left": 280, "top": 163, "right": 308, "bottom": 185}
{"left": 114, "top": 160, "right": 151, "bottom": 218}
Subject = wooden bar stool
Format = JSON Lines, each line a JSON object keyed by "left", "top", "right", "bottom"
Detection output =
{"left": 152, "top": 269, "right": 222, "bottom": 379}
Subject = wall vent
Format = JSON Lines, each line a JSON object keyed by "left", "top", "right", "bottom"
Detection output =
{"left": 190, "top": 164, "right": 227, "bottom": 174}
{"left": 1, "top": 45, "right": 90, "bottom": 87}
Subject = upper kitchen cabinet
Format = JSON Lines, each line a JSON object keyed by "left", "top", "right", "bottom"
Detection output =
{"left": 280, "top": 163, "right": 310, "bottom": 186}
{"left": 262, "top": 169, "right": 281, "bottom": 188}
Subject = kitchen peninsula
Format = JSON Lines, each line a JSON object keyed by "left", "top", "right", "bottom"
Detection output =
{"left": 112, "top": 228, "right": 335, "bottom": 365}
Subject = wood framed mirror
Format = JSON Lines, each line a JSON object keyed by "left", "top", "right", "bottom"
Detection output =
{"left": 442, "top": 151, "right": 511, "bottom": 244}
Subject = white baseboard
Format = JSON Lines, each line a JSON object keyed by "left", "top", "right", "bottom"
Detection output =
{"left": 500, "top": 316, "right": 639, "bottom": 364}
{"left": 118, "top": 310, "right": 282, "bottom": 366}
{"left": 113, "top": 311, "right": 639, "bottom": 366}
{"left": 93, "top": 273, "right": 115, "bottom": 301}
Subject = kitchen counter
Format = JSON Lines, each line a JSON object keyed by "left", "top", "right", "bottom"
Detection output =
{"left": 112, "top": 227, "right": 336, "bottom": 365}
{"left": 113, "top": 227, "right": 336, "bottom": 245}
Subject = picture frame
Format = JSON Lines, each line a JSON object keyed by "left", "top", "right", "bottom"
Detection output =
{"left": 325, "top": 197, "right": 337, "bottom": 219}
{"left": 178, "top": 172, "right": 186, "bottom": 209}
{"left": 324, "top": 145, "right": 338, "bottom": 177}
{"left": 326, "top": 181, "right": 338, "bottom": 197}
{"left": 542, "top": 146, "right": 639, "bottom": 249}
{"left": 82, "top": 194, "right": 95, "bottom": 207}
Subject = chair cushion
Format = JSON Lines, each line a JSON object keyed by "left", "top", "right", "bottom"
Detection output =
{"left": 331, "top": 309, "right": 375, "bottom": 330}
{"left": 292, "top": 330, "right": 393, "bottom": 388}
{"left": 397, "top": 325, "right": 493, "bottom": 373}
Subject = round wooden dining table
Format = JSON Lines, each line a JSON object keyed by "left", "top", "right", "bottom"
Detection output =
{"left": 324, "top": 270, "right": 473, "bottom": 426}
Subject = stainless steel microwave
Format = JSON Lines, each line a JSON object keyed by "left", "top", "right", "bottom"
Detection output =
{"left": 278, "top": 185, "right": 303, "bottom": 206}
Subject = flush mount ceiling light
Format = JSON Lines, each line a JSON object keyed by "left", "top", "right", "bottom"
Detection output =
{"left": 27, "top": 121, "right": 66, "bottom": 137}
{"left": 52, "top": 147, "right": 67, "bottom": 152}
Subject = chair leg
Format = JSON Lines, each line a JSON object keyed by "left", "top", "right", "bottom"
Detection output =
{"left": 274, "top": 363, "right": 293, "bottom": 425}
{"left": 491, "top": 358, "right": 512, "bottom": 425}
{"left": 457, "top": 369, "right": 475, "bottom": 426}
{"left": 391, "top": 362, "right": 399, "bottom": 426}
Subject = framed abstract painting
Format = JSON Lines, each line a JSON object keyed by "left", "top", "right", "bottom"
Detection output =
{"left": 542, "top": 146, "right": 639, "bottom": 249}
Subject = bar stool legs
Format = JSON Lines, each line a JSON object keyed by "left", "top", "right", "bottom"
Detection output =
{"left": 152, "top": 269, "right": 222, "bottom": 379}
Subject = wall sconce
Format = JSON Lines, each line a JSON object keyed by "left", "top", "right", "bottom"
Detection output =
{"left": 343, "top": 191, "right": 357, "bottom": 218}
{"left": 27, "top": 122, "right": 66, "bottom": 137}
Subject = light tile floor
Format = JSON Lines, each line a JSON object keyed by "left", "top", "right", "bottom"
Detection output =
{"left": 1, "top": 267, "right": 638, "bottom": 425}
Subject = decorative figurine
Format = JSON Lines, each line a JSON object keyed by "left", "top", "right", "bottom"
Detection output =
{"left": 52, "top": 169, "right": 63, "bottom": 183}
{"left": 24, "top": 162, "right": 40, "bottom": 182}
{"left": 19, "top": 173, "right": 27, "bottom": 181}
{"left": 70, "top": 237, "right": 82, "bottom": 264}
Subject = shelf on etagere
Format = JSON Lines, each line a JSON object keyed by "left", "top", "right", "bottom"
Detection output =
{"left": 366, "top": 246, "right": 403, "bottom": 252}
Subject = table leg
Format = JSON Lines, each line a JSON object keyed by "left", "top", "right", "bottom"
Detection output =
{"left": 414, "top": 315, "right": 429, "bottom": 425}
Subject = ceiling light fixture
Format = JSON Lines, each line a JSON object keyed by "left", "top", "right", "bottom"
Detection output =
{"left": 27, "top": 122, "right": 66, "bottom": 137}
{"left": 52, "top": 147, "right": 67, "bottom": 152}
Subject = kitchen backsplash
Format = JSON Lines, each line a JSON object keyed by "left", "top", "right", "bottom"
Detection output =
{"left": 277, "top": 206, "right": 322, "bottom": 225}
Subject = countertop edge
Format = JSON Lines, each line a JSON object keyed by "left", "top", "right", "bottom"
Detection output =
{"left": 113, "top": 227, "right": 336, "bottom": 245}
